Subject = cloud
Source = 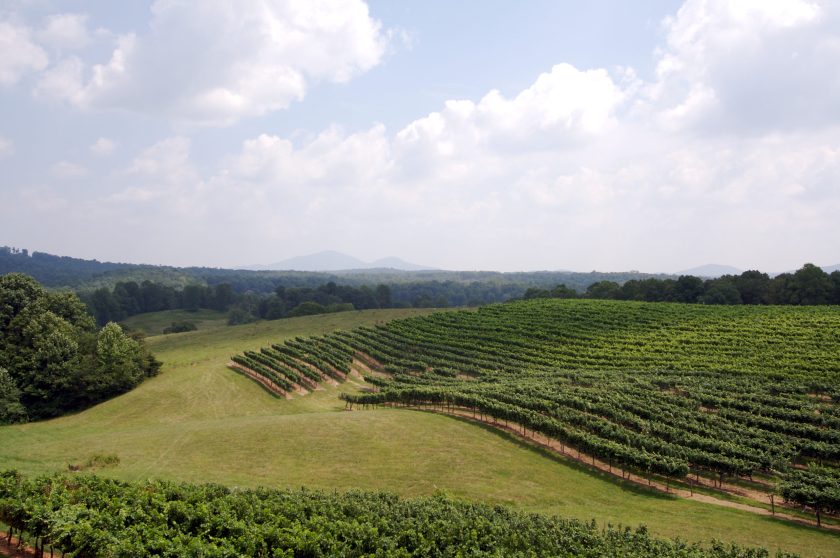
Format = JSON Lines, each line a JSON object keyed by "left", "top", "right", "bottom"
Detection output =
{"left": 651, "top": 0, "right": 840, "bottom": 133}
{"left": 89, "top": 137, "right": 116, "bottom": 156}
{"left": 50, "top": 161, "right": 88, "bottom": 178}
{"left": 42, "top": 0, "right": 389, "bottom": 125}
{"left": 0, "top": 136, "right": 13, "bottom": 158}
{"left": 8, "top": 0, "right": 840, "bottom": 271}
{"left": 37, "top": 13, "right": 91, "bottom": 50}
{"left": 0, "top": 19, "right": 48, "bottom": 85}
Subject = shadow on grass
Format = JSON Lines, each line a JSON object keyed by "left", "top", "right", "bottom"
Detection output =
{"left": 403, "top": 408, "right": 675, "bottom": 501}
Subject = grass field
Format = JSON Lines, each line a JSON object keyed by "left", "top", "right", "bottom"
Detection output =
{"left": 2, "top": 307, "right": 838, "bottom": 557}
{"left": 121, "top": 308, "right": 229, "bottom": 335}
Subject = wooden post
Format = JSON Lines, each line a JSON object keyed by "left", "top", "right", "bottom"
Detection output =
{"left": 770, "top": 494, "right": 775, "bottom": 515}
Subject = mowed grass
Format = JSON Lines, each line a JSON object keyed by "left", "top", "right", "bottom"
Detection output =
{"left": 122, "top": 308, "right": 228, "bottom": 335}
{"left": 1, "top": 308, "right": 838, "bottom": 557}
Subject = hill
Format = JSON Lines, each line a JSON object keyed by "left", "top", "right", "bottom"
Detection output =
{"left": 0, "top": 306, "right": 837, "bottom": 557}
{"left": 0, "top": 246, "right": 674, "bottom": 298}
{"left": 247, "top": 250, "right": 434, "bottom": 271}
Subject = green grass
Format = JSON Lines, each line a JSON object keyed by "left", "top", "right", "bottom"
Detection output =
{"left": 121, "top": 308, "right": 229, "bottom": 335}
{"left": 1, "top": 308, "right": 838, "bottom": 558}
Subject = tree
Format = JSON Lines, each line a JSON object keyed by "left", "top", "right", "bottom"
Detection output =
{"left": 585, "top": 281, "right": 620, "bottom": 299}
{"left": 789, "top": 263, "right": 832, "bottom": 305}
{"left": 181, "top": 285, "right": 204, "bottom": 312}
{"left": 672, "top": 276, "right": 705, "bottom": 303}
{"left": 731, "top": 270, "right": 770, "bottom": 304}
{"left": 700, "top": 280, "right": 742, "bottom": 305}
{"left": 0, "top": 367, "right": 26, "bottom": 424}
{"left": 93, "top": 323, "right": 143, "bottom": 397}
{"left": 830, "top": 271, "right": 840, "bottom": 305}
{"left": 375, "top": 284, "right": 391, "bottom": 308}
{"left": 1, "top": 273, "right": 160, "bottom": 420}
{"left": 213, "top": 283, "right": 234, "bottom": 311}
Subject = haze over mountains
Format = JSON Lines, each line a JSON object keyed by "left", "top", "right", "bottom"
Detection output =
{"left": 244, "top": 251, "right": 436, "bottom": 272}
{"left": 676, "top": 264, "right": 744, "bottom": 278}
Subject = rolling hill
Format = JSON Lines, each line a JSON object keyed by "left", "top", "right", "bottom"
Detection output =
{"left": 0, "top": 306, "right": 837, "bottom": 557}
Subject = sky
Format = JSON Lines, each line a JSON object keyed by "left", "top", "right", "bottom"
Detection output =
{"left": 1, "top": 0, "right": 838, "bottom": 273}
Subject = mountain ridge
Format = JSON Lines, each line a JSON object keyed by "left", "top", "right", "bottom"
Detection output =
{"left": 244, "top": 250, "right": 436, "bottom": 272}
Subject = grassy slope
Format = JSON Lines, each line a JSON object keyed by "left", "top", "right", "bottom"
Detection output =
{"left": 1, "top": 308, "right": 838, "bottom": 558}
{"left": 121, "top": 308, "right": 228, "bottom": 335}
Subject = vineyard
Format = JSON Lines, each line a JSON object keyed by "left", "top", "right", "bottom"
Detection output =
{"left": 233, "top": 299, "right": 840, "bottom": 524}
{"left": 0, "top": 471, "right": 800, "bottom": 557}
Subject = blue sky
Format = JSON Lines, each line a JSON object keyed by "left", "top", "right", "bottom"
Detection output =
{"left": 1, "top": 0, "right": 838, "bottom": 272}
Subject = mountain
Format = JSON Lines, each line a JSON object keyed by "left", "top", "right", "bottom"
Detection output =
{"left": 821, "top": 263, "right": 840, "bottom": 273}
{"left": 676, "top": 264, "right": 743, "bottom": 278}
{"left": 369, "top": 257, "right": 432, "bottom": 271}
{"left": 247, "top": 251, "right": 434, "bottom": 272}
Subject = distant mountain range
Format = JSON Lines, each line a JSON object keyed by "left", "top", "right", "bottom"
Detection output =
{"left": 676, "top": 264, "right": 743, "bottom": 278}
{"left": 244, "top": 250, "right": 436, "bottom": 272}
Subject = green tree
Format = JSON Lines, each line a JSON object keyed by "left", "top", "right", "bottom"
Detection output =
{"left": 585, "top": 281, "right": 620, "bottom": 299}
{"left": 93, "top": 323, "right": 143, "bottom": 397}
{"left": 375, "top": 284, "right": 391, "bottom": 308}
{"left": 1, "top": 273, "right": 160, "bottom": 420}
{"left": 700, "top": 280, "right": 742, "bottom": 305}
{"left": 830, "top": 271, "right": 840, "bottom": 305}
{"left": 181, "top": 285, "right": 204, "bottom": 312}
{"left": 789, "top": 263, "right": 832, "bottom": 305}
{"left": 672, "top": 275, "right": 705, "bottom": 303}
{"left": 732, "top": 270, "right": 770, "bottom": 304}
{"left": 213, "top": 283, "right": 235, "bottom": 311}
{"left": 0, "top": 367, "right": 26, "bottom": 424}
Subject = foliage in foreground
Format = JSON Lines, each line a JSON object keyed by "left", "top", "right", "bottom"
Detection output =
{"left": 0, "top": 471, "right": 797, "bottom": 557}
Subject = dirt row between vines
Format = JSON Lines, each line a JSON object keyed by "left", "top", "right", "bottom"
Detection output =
{"left": 373, "top": 402, "right": 838, "bottom": 532}
{"left": 0, "top": 532, "right": 52, "bottom": 558}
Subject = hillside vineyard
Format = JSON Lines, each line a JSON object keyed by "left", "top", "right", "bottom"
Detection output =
{"left": 234, "top": 300, "right": 840, "bottom": 503}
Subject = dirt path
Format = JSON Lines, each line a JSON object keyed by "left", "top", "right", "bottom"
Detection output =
{"left": 383, "top": 403, "right": 839, "bottom": 532}
{"left": 0, "top": 532, "right": 54, "bottom": 558}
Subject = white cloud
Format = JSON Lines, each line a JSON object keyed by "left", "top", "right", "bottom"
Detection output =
{"left": 89, "top": 137, "right": 116, "bottom": 156}
{"left": 44, "top": 0, "right": 389, "bottom": 125}
{"left": 0, "top": 136, "right": 13, "bottom": 158}
{"left": 396, "top": 64, "right": 626, "bottom": 157}
{"left": 651, "top": 0, "right": 840, "bottom": 133}
{"left": 0, "top": 19, "right": 48, "bottom": 85}
{"left": 7, "top": 0, "right": 840, "bottom": 271}
{"left": 51, "top": 161, "right": 88, "bottom": 178}
{"left": 33, "top": 56, "right": 85, "bottom": 102}
{"left": 37, "top": 13, "right": 91, "bottom": 50}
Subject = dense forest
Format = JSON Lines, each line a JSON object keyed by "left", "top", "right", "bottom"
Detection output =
{"left": 0, "top": 273, "right": 160, "bottom": 423}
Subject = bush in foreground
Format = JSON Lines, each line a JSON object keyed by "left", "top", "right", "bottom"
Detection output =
{"left": 0, "top": 471, "right": 797, "bottom": 557}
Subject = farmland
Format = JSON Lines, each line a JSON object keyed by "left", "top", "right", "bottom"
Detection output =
{"left": 1, "top": 304, "right": 838, "bottom": 556}
{"left": 235, "top": 300, "right": 840, "bottom": 530}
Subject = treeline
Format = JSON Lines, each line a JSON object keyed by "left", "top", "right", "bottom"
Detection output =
{"left": 525, "top": 264, "right": 840, "bottom": 305}
{"left": 228, "top": 282, "right": 392, "bottom": 324}
{"left": 0, "top": 273, "right": 160, "bottom": 423}
{"left": 81, "top": 281, "right": 237, "bottom": 325}
{"left": 82, "top": 280, "right": 397, "bottom": 326}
